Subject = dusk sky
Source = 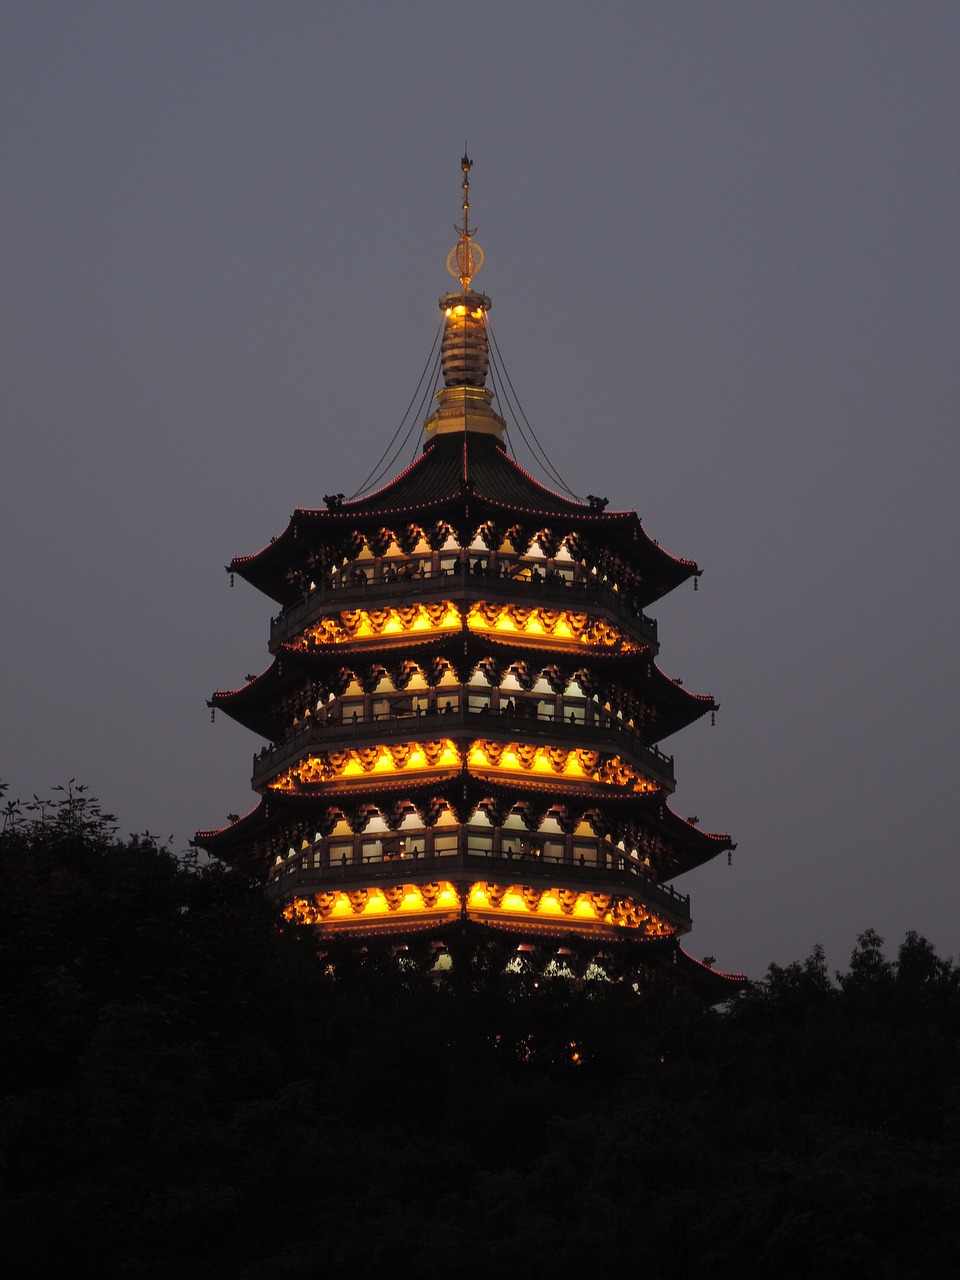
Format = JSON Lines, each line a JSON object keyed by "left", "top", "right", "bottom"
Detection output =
{"left": 3, "top": 2, "right": 958, "bottom": 979}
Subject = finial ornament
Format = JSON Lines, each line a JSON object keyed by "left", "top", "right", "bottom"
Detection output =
{"left": 446, "top": 152, "right": 484, "bottom": 290}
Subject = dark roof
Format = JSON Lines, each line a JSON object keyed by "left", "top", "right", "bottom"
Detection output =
{"left": 339, "top": 431, "right": 589, "bottom": 515}
{"left": 229, "top": 430, "right": 698, "bottom": 608}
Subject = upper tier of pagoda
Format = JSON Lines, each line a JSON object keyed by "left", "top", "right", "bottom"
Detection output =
{"left": 230, "top": 432, "right": 699, "bottom": 606}
{"left": 227, "top": 157, "right": 698, "bottom": 608}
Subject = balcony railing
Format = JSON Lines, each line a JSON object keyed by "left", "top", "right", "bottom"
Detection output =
{"left": 269, "top": 568, "right": 658, "bottom": 651}
{"left": 251, "top": 703, "right": 675, "bottom": 789}
{"left": 266, "top": 843, "right": 692, "bottom": 925}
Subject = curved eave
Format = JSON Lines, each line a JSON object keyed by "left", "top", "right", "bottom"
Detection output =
{"left": 210, "top": 660, "right": 294, "bottom": 737}
{"left": 268, "top": 770, "right": 732, "bottom": 873}
{"left": 676, "top": 944, "right": 748, "bottom": 990}
{"left": 278, "top": 630, "right": 714, "bottom": 740}
{"left": 193, "top": 798, "right": 272, "bottom": 863}
{"left": 658, "top": 803, "right": 735, "bottom": 876}
{"left": 230, "top": 500, "right": 696, "bottom": 605}
{"left": 195, "top": 779, "right": 732, "bottom": 883}
{"left": 227, "top": 434, "right": 699, "bottom": 604}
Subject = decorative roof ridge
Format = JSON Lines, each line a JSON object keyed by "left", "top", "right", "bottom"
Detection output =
{"left": 475, "top": 445, "right": 600, "bottom": 513}
{"left": 676, "top": 944, "right": 748, "bottom": 984}
{"left": 297, "top": 444, "right": 459, "bottom": 515}
{"left": 194, "top": 798, "right": 265, "bottom": 842}
{"left": 661, "top": 798, "right": 734, "bottom": 847}
{"left": 649, "top": 656, "right": 716, "bottom": 705}
{"left": 211, "top": 662, "right": 276, "bottom": 701}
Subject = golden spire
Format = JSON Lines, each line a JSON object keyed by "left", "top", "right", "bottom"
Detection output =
{"left": 446, "top": 152, "right": 485, "bottom": 290}
{"left": 425, "top": 155, "right": 504, "bottom": 442}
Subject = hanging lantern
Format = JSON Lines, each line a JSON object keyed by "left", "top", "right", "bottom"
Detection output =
{"left": 210, "top": 708, "right": 216, "bottom": 723}
{"left": 230, "top": 573, "right": 235, "bottom": 588}
{"left": 711, "top": 710, "right": 716, "bottom": 727}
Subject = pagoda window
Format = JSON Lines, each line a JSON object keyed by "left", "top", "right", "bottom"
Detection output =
{"left": 467, "top": 692, "right": 491, "bottom": 714}
{"left": 543, "top": 839, "right": 564, "bottom": 862}
{"left": 573, "top": 841, "right": 597, "bottom": 866}
{"left": 329, "top": 840, "right": 353, "bottom": 865}
{"left": 361, "top": 839, "right": 382, "bottom": 862}
{"left": 467, "top": 828, "right": 493, "bottom": 854}
{"left": 434, "top": 833, "right": 458, "bottom": 857}
{"left": 341, "top": 697, "right": 364, "bottom": 720}
{"left": 434, "top": 807, "right": 456, "bottom": 828}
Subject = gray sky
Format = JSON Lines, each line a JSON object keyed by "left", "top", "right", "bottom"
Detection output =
{"left": 3, "top": 1, "right": 958, "bottom": 978}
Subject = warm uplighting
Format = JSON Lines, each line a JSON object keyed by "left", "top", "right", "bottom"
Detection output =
{"left": 292, "top": 602, "right": 638, "bottom": 651}
{"left": 294, "top": 602, "right": 461, "bottom": 648}
{"left": 269, "top": 739, "right": 657, "bottom": 791}
{"left": 467, "top": 603, "right": 638, "bottom": 649}
{"left": 283, "top": 878, "right": 674, "bottom": 937}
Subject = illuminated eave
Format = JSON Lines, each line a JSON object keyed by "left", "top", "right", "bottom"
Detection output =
{"left": 282, "top": 880, "right": 680, "bottom": 940}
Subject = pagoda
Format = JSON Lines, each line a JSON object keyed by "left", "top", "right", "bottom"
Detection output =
{"left": 196, "top": 157, "right": 739, "bottom": 985}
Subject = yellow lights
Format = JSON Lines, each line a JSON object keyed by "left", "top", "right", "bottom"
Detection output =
{"left": 295, "top": 603, "right": 460, "bottom": 649}
{"left": 293, "top": 603, "right": 639, "bottom": 652}
{"left": 271, "top": 739, "right": 461, "bottom": 790}
{"left": 284, "top": 879, "right": 673, "bottom": 937}
{"left": 467, "top": 603, "right": 637, "bottom": 650}
{"left": 270, "top": 739, "right": 655, "bottom": 792}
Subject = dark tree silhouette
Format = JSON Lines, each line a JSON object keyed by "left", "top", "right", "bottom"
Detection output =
{"left": 2, "top": 784, "right": 959, "bottom": 1278}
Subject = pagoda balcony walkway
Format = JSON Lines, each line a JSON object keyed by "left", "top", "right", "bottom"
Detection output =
{"left": 267, "top": 843, "right": 692, "bottom": 928}
{"left": 269, "top": 569, "right": 659, "bottom": 652}
{"left": 252, "top": 704, "right": 676, "bottom": 790}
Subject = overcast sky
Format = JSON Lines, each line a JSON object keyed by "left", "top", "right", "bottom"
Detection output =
{"left": 3, "top": 1, "right": 958, "bottom": 978}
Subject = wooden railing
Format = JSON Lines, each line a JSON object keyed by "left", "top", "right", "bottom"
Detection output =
{"left": 269, "top": 568, "right": 658, "bottom": 651}
{"left": 252, "top": 703, "right": 675, "bottom": 788}
{"left": 267, "top": 843, "right": 691, "bottom": 923}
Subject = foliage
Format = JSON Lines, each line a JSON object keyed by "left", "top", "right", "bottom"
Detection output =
{"left": 1, "top": 785, "right": 959, "bottom": 1278}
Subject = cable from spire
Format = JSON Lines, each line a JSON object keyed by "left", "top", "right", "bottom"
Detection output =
{"left": 349, "top": 318, "right": 444, "bottom": 499}
{"left": 485, "top": 314, "right": 583, "bottom": 500}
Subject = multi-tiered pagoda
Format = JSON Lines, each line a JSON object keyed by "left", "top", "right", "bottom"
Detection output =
{"left": 196, "top": 158, "right": 739, "bottom": 985}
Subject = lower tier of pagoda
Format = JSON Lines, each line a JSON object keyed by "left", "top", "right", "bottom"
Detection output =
{"left": 277, "top": 876, "right": 683, "bottom": 940}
